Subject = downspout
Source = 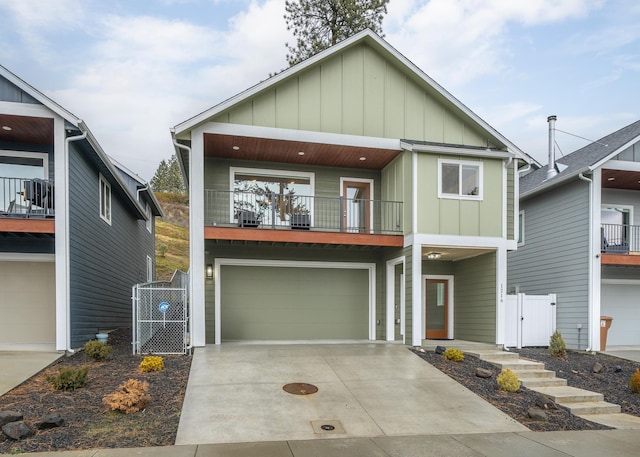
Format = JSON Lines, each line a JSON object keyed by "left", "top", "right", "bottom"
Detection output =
{"left": 64, "top": 123, "right": 88, "bottom": 353}
{"left": 578, "top": 172, "right": 593, "bottom": 351}
{"left": 171, "top": 132, "right": 193, "bottom": 350}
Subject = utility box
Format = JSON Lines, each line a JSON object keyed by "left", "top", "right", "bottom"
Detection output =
{"left": 600, "top": 316, "right": 613, "bottom": 351}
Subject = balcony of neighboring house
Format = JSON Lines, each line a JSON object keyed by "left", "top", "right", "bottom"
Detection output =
{"left": 601, "top": 223, "right": 640, "bottom": 265}
{"left": 204, "top": 189, "right": 403, "bottom": 247}
{"left": 0, "top": 176, "right": 55, "bottom": 234}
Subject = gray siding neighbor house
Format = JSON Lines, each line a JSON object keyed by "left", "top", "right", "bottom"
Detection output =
{"left": 172, "top": 30, "right": 536, "bottom": 347}
{"left": 508, "top": 119, "right": 640, "bottom": 350}
{"left": 0, "top": 65, "right": 162, "bottom": 351}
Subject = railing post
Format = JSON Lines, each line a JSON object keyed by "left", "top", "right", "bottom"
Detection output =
{"left": 339, "top": 196, "right": 344, "bottom": 232}
{"left": 271, "top": 192, "right": 276, "bottom": 229}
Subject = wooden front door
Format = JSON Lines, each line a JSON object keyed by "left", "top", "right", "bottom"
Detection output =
{"left": 342, "top": 180, "right": 371, "bottom": 233}
{"left": 425, "top": 279, "right": 448, "bottom": 339}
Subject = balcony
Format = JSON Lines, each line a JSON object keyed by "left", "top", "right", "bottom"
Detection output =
{"left": 601, "top": 223, "right": 640, "bottom": 265}
{"left": 204, "top": 189, "right": 403, "bottom": 246}
{"left": 0, "top": 177, "right": 55, "bottom": 234}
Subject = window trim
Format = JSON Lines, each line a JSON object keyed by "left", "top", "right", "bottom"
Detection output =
{"left": 146, "top": 255, "right": 153, "bottom": 282}
{"left": 145, "top": 202, "right": 152, "bottom": 233}
{"left": 0, "top": 150, "right": 49, "bottom": 178}
{"left": 228, "top": 167, "right": 315, "bottom": 224}
{"left": 437, "top": 158, "right": 483, "bottom": 200}
{"left": 518, "top": 210, "right": 525, "bottom": 246}
{"left": 99, "top": 174, "right": 112, "bottom": 225}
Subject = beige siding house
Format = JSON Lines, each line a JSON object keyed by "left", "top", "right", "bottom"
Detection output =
{"left": 173, "top": 29, "right": 536, "bottom": 346}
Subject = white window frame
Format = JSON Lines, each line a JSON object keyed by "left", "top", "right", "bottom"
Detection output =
{"left": 99, "top": 174, "right": 111, "bottom": 225}
{"left": 0, "top": 150, "right": 49, "bottom": 178}
{"left": 518, "top": 210, "right": 525, "bottom": 246}
{"left": 145, "top": 202, "right": 152, "bottom": 233}
{"left": 229, "top": 167, "right": 315, "bottom": 225}
{"left": 146, "top": 255, "right": 153, "bottom": 282}
{"left": 437, "top": 158, "right": 483, "bottom": 200}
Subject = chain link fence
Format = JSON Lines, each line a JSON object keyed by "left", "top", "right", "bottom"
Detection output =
{"left": 132, "top": 270, "right": 189, "bottom": 355}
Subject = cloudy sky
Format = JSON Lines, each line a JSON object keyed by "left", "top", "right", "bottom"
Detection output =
{"left": 1, "top": 0, "right": 638, "bottom": 179}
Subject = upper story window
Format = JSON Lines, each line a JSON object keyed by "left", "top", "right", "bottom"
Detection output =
{"left": 230, "top": 167, "right": 315, "bottom": 226}
{"left": 99, "top": 174, "right": 111, "bottom": 225}
{"left": 0, "top": 152, "right": 48, "bottom": 212}
{"left": 518, "top": 210, "right": 525, "bottom": 246}
{"left": 145, "top": 202, "right": 152, "bottom": 233}
{"left": 438, "top": 159, "right": 483, "bottom": 200}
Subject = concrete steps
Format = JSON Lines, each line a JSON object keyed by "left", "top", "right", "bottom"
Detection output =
{"left": 466, "top": 349, "right": 635, "bottom": 428}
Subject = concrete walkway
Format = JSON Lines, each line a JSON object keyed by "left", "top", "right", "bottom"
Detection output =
{"left": 9, "top": 430, "right": 640, "bottom": 456}
{"left": 604, "top": 346, "right": 640, "bottom": 363}
{"left": 176, "top": 343, "right": 526, "bottom": 445}
{"left": 0, "top": 351, "right": 62, "bottom": 396}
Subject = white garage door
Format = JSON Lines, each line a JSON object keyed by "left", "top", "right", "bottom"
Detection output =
{"left": 0, "top": 261, "right": 56, "bottom": 348}
{"left": 220, "top": 265, "right": 370, "bottom": 341}
{"left": 601, "top": 283, "right": 640, "bottom": 346}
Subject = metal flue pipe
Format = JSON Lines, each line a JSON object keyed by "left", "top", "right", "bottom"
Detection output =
{"left": 547, "top": 115, "right": 558, "bottom": 179}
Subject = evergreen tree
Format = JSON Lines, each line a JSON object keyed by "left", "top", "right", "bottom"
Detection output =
{"left": 284, "top": 0, "right": 389, "bottom": 66}
{"left": 150, "top": 154, "right": 185, "bottom": 193}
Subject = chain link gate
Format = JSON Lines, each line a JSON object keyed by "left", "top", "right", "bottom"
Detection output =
{"left": 132, "top": 271, "right": 189, "bottom": 355}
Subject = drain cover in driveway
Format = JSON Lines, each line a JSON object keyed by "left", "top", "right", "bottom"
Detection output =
{"left": 282, "top": 383, "right": 318, "bottom": 395}
{"left": 310, "top": 420, "right": 346, "bottom": 434}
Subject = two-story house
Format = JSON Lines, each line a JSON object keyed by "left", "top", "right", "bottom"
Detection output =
{"left": 0, "top": 65, "right": 162, "bottom": 351}
{"left": 173, "top": 30, "right": 536, "bottom": 347}
{"left": 509, "top": 118, "right": 640, "bottom": 350}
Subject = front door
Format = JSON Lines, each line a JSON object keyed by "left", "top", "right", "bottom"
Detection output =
{"left": 425, "top": 279, "right": 448, "bottom": 339}
{"left": 342, "top": 180, "right": 371, "bottom": 233}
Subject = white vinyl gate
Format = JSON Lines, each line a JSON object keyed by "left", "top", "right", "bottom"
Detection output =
{"left": 505, "top": 293, "right": 557, "bottom": 348}
{"left": 132, "top": 270, "right": 189, "bottom": 354}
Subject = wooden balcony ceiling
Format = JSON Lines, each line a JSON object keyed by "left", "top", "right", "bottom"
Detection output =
{"left": 602, "top": 169, "right": 640, "bottom": 191}
{"left": 0, "top": 114, "right": 54, "bottom": 145}
{"left": 204, "top": 134, "right": 401, "bottom": 170}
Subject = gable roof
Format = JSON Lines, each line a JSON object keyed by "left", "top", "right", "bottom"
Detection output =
{"left": 0, "top": 65, "right": 154, "bottom": 221}
{"left": 520, "top": 120, "right": 640, "bottom": 198}
{"left": 173, "top": 29, "right": 537, "bottom": 166}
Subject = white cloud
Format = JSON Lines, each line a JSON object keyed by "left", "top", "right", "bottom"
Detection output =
{"left": 386, "top": 0, "right": 604, "bottom": 87}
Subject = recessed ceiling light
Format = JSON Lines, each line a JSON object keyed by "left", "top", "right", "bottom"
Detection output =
{"left": 232, "top": 146, "right": 240, "bottom": 151}
{"left": 1, "top": 126, "right": 11, "bottom": 131}
{"left": 297, "top": 151, "right": 305, "bottom": 156}
{"left": 608, "top": 177, "right": 615, "bottom": 181}
{"left": 359, "top": 156, "right": 366, "bottom": 161}
{"left": 426, "top": 252, "right": 442, "bottom": 260}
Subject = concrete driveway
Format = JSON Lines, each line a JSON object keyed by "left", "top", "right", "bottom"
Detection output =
{"left": 176, "top": 343, "right": 526, "bottom": 445}
{"left": 0, "top": 351, "right": 62, "bottom": 396}
{"left": 604, "top": 346, "right": 640, "bottom": 363}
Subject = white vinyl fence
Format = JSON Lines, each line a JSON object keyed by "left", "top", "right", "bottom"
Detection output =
{"left": 505, "top": 293, "right": 557, "bottom": 348}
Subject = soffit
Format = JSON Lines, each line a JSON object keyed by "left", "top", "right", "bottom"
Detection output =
{"left": 204, "top": 133, "right": 401, "bottom": 170}
{"left": 602, "top": 169, "right": 640, "bottom": 191}
{"left": 421, "top": 246, "right": 495, "bottom": 262}
{"left": 0, "top": 114, "right": 53, "bottom": 145}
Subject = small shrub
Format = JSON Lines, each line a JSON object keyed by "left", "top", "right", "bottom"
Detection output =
{"left": 84, "top": 340, "right": 112, "bottom": 361}
{"left": 139, "top": 356, "right": 165, "bottom": 372}
{"left": 103, "top": 379, "right": 150, "bottom": 414}
{"left": 157, "top": 243, "right": 169, "bottom": 257}
{"left": 47, "top": 366, "right": 89, "bottom": 391}
{"left": 630, "top": 368, "right": 640, "bottom": 393}
{"left": 497, "top": 368, "right": 521, "bottom": 392}
{"left": 549, "top": 331, "right": 567, "bottom": 359}
{"left": 443, "top": 348, "right": 464, "bottom": 362}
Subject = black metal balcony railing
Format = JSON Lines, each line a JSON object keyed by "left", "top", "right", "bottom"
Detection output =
{"left": 205, "top": 189, "right": 403, "bottom": 234}
{"left": 0, "top": 177, "right": 55, "bottom": 217}
{"left": 601, "top": 224, "right": 639, "bottom": 254}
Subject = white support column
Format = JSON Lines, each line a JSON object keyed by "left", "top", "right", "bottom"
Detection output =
{"left": 53, "top": 115, "right": 68, "bottom": 351}
{"left": 589, "top": 169, "right": 602, "bottom": 351}
{"left": 190, "top": 129, "right": 206, "bottom": 346}
{"left": 411, "top": 242, "right": 422, "bottom": 346}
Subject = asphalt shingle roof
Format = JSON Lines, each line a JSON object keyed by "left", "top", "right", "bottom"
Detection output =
{"left": 520, "top": 120, "right": 640, "bottom": 197}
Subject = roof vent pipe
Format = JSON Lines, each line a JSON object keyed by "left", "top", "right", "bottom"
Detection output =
{"left": 547, "top": 115, "right": 558, "bottom": 179}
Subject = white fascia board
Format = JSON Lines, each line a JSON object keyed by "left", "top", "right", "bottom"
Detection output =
{"left": 202, "top": 122, "right": 401, "bottom": 151}
{"left": 401, "top": 141, "right": 514, "bottom": 160}
{"left": 0, "top": 253, "right": 55, "bottom": 262}
{"left": 590, "top": 135, "right": 640, "bottom": 171}
{"left": 597, "top": 160, "right": 640, "bottom": 172}
{"left": 412, "top": 234, "right": 506, "bottom": 249}
{"left": 0, "top": 101, "right": 57, "bottom": 118}
{"left": 0, "top": 65, "right": 81, "bottom": 125}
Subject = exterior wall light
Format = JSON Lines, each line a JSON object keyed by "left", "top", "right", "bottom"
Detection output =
{"left": 206, "top": 264, "right": 213, "bottom": 279}
{"left": 426, "top": 252, "right": 442, "bottom": 260}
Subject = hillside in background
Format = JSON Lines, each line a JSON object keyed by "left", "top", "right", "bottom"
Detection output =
{"left": 155, "top": 192, "right": 189, "bottom": 281}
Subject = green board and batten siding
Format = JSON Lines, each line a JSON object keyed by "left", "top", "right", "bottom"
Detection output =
{"left": 211, "top": 42, "right": 495, "bottom": 148}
